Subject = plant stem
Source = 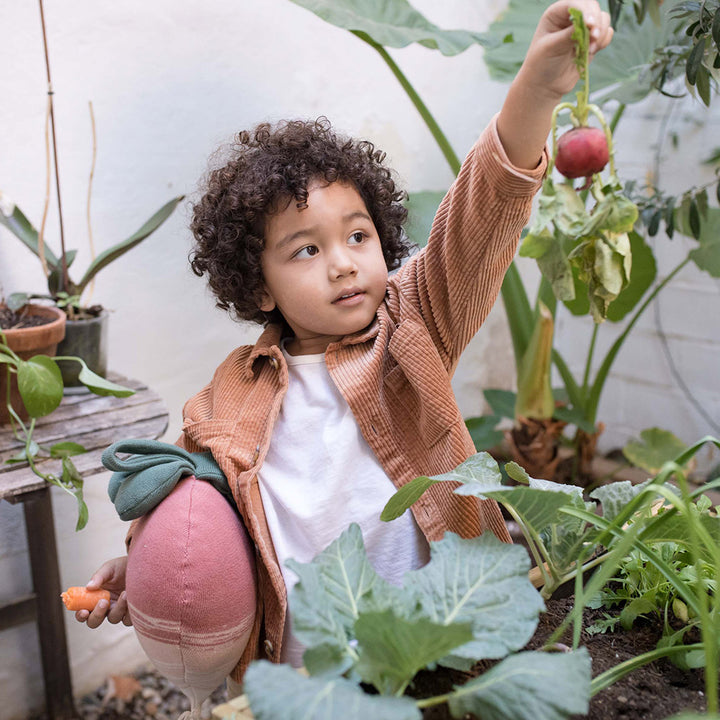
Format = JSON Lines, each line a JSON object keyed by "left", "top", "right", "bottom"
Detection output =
{"left": 581, "top": 324, "right": 598, "bottom": 400}
{"left": 353, "top": 31, "right": 462, "bottom": 177}
{"left": 38, "top": 0, "right": 69, "bottom": 293}
{"left": 586, "top": 257, "right": 690, "bottom": 424}
{"left": 608, "top": 103, "right": 626, "bottom": 134}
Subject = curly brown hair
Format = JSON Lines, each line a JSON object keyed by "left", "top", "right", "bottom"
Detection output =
{"left": 189, "top": 117, "right": 411, "bottom": 326}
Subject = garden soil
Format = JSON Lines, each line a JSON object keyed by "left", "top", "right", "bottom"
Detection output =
{"left": 410, "top": 596, "right": 707, "bottom": 719}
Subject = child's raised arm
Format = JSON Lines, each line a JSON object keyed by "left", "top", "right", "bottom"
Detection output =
{"left": 497, "top": 0, "right": 613, "bottom": 170}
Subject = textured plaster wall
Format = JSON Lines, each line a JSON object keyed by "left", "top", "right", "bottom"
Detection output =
{"left": 0, "top": 1, "right": 718, "bottom": 718}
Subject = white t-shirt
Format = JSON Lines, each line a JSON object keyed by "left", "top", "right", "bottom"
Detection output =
{"left": 257, "top": 343, "right": 430, "bottom": 667}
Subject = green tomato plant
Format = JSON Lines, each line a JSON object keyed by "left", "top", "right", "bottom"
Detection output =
{"left": 1, "top": 328, "right": 134, "bottom": 530}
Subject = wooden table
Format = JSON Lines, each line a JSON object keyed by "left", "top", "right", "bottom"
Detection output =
{"left": 0, "top": 374, "right": 168, "bottom": 720}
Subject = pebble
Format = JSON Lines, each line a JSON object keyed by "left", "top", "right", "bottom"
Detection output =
{"left": 27, "top": 666, "right": 228, "bottom": 720}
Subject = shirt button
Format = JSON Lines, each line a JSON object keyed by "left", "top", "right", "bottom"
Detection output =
{"left": 269, "top": 357, "right": 279, "bottom": 370}
{"left": 264, "top": 639, "right": 274, "bottom": 656}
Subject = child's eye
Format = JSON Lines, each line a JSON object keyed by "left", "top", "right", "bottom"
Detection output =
{"left": 349, "top": 232, "right": 366, "bottom": 245}
{"left": 294, "top": 245, "right": 319, "bottom": 259}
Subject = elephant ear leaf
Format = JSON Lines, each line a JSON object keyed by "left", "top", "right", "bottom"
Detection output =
{"left": 483, "top": 0, "right": 676, "bottom": 104}
{"left": 288, "top": 0, "right": 492, "bottom": 55}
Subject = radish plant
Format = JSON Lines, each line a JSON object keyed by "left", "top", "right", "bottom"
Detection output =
{"left": 520, "top": 9, "right": 638, "bottom": 324}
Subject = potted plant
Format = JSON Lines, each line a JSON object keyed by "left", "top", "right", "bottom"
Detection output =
{"left": 0, "top": 299, "right": 66, "bottom": 424}
{"left": 1, "top": 314, "right": 134, "bottom": 530}
{"left": 0, "top": 0, "right": 183, "bottom": 385}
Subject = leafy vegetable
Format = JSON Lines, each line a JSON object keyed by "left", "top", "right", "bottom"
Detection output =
{"left": 245, "top": 522, "right": 590, "bottom": 719}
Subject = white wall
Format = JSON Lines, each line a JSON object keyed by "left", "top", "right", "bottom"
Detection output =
{"left": 1, "top": 2, "right": 718, "bottom": 717}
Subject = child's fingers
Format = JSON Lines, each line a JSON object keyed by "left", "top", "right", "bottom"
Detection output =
{"left": 106, "top": 591, "right": 132, "bottom": 626}
{"left": 589, "top": 12, "right": 613, "bottom": 55}
{"left": 84, "top": 597, "right": 111, "bottom": 629}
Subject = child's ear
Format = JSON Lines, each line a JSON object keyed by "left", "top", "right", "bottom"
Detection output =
{"left": 259, "top": 287, "right": 276, "bottom": 313}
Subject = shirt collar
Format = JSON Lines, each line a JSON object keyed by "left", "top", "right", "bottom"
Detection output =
{"left": 244, "top": 315, "right": 381, "bottom": 377}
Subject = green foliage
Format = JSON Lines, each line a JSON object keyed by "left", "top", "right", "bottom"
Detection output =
{"left": 383, "top": 437, "right": 720, "bottom": 712}
{"left": 288, "top": 0, "right": 492, "bottom": 55}
{"left": 1, "top": 330, "right": 134, "bottom": 530}
{"left": 289, "top": 0, "right": 719, "bottom": 483}
{"left": 623, "top": 427, "right": 689, "bottom": 473}
{"left": 245, "top": 523, "right": 590, "bottom": 719}
{"left": 0, "top": 194, "right": 184, "bottom": 308}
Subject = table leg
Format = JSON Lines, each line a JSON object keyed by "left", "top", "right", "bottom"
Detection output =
{"left": 23, "top": 487, "right": 77, "bottom": 719}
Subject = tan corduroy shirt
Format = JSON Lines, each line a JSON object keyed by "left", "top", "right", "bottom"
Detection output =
{"left": 127, "top": 115, "right": 547, "bottom": 682}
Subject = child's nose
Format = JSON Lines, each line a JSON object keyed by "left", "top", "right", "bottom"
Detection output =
{"left": 328, "top": 247, "right": 357, "bottom": 278}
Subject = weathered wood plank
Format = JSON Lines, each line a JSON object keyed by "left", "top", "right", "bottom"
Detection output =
{"left": 0, "top": 399, "right": 168, "bottom": 457}
{"left": 0, "top": 376, "right": 168, "bottom": 500}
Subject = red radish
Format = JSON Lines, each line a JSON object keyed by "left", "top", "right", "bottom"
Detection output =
{"left": 555, "top": 126, "right": 609, "bottom": 179}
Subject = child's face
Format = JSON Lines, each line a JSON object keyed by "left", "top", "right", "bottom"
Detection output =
{"left": 260, "top": 180, "right": 388, "bottom": 356}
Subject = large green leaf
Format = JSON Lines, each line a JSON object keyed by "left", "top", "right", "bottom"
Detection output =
{"left": 483, "top": 485, "right": 578, "bottom": 538}
{"left": 464, "top": 415, "right": 503, "bottom": 452}
{"left": 244, "top": 661, "right": 421, "bottom": 720}
{"left": 76, "top": 196, "right": 184, "bottom": 294}
{"left": 622, "top": 427, "right": 689, "bottom": 474}
{"left": 404, "top": 190, "right": 445, "bottom": 249}
{"left": 590, "top": 479, "right": 651, "bottom": 524}
{"left": 684, "top": 206, "right": 720, "bottom": 277}
{"left": 75, "top": 363, "right": 135, "bottom": 398}
{"left": 483, "top": 388, "right": 517, "bottom": 420}
{"left": 407, "top": 532, "right": 544, "bottom": 661}
{"left": 16, "top": 356, "right": 64, "bottom": 418}
{"left": 286, "top": 524, "right": 393, "bottom": 658}
{"left": 446, "top": 648, "right": 591, "bottom": 720}
{"left": 484, "top": 0, "right": 677, "bottom": 105}
{"left": 288, "top": 0, "right": 491, "bottom": 55}
{"left": 354, "top": 610, "right": 473, "bottom": 695}
{"left": 0, "top": 193, "right": 60, "bottom": 267}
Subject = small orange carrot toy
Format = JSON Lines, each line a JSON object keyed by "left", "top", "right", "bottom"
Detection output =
{"left": 61, "top": 587, "right": 111, "bottom": 612}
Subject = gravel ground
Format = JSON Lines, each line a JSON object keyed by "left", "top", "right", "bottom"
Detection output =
{"left": 28, "top": 666, "right": 230, "bottom": 720}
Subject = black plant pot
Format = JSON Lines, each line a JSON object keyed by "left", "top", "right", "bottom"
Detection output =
{"left": 56, "top": 311, "right": 108, "bottom": 386}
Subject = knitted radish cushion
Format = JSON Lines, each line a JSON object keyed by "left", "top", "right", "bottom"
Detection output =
{"left": 126, "top": 475, "right": 256, "bottom": 716}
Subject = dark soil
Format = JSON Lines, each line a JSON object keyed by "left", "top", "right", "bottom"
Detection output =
{"left": 0, "top": 306, "right": 54, "bottom": 330}
{"left": 408, "top": 596, "right": 707, "bottom": 719}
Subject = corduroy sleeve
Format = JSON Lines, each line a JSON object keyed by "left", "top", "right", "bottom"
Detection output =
{"left": 390, "top": 114, "right": 547, "bottom": 374}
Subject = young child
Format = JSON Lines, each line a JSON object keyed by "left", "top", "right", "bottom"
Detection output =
{"left": 77, "top": 0, "right": 612, "bottom": 708}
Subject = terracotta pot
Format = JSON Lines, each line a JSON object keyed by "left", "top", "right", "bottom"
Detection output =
{"left": 0, "top": 304, "right": 66, "bottom": 425}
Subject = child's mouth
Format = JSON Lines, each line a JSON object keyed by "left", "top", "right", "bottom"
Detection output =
{"left": 333, "top": 291, "right": 364, "bottom": 305}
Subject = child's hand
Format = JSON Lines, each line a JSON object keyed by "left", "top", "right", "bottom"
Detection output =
{"left": 74, "top": 556, "right": 132, "bottom": 628}
{"left": 497, "top": 0, "right": 613, "bottom": 168}
{"left": 523, "top": 0, "right": 613, "bottom": 101}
